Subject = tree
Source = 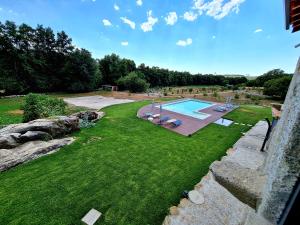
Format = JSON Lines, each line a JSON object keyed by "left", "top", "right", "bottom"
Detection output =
{"left": 117, "top": 71, "right": 149, "bottom": 93}
{"left": 263, "top": 76, "right": 292, "bottom": 99}
{"left": 61, "top": 49, "right": 101, "bottom": 92}
{"left": 255, "top": 69, "right": 286, "bottom": 87}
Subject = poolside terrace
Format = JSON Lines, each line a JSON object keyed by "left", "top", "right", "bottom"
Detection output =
{"left": 137, "top": 99, "right": 237, "bottom": 136}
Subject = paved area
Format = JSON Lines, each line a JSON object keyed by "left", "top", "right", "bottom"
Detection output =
{"left": 137, "top": 99, "right": 236, "bottom": 136}
{"left": 64, "top": 96, "right": 134, "bottom": 110}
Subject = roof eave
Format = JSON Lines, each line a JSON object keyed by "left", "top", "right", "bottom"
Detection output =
{"left": 285, "top": 0, "right": 291, "bottom": 30}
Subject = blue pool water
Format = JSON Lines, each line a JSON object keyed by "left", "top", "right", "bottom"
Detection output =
{"left": 160, "top": 99, "right": 213, "bottom": 120}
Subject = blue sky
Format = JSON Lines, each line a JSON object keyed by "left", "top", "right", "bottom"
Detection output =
{"left": 0, "top": 0, "right": 299, "bottom": 76}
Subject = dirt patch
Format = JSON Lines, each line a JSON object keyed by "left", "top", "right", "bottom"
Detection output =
{"left": 8, "top": 109, "right": 24, "bottom": 115}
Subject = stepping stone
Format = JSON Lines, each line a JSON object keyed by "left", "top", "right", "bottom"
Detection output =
{"left": 234, "top": 122, "right": 239, "bottom": 125}
{"left": 188, "top": 190, "right": 204, "bottom": 205}
{"left": 247, "top": 124, "right": 252, "bottom": 127}
{"left": 241, "top": 123, "right": 246, "bottom": 126}
{"left": 81, "top": 209, "right": 102, "bottom": 225}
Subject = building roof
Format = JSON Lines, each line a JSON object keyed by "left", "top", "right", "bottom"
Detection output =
{"left": 285, "top": 0, "right": 300, "bottom": 32}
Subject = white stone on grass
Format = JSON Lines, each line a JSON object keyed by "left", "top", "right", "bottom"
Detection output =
{"left": 214, "top": 118, "right": 233, "bottom": 127}
{"left": 81, "top": 208, "right": 102, "bottom": 225}
{"left": 188, "top": 190, "right": 204, "bottom": 205}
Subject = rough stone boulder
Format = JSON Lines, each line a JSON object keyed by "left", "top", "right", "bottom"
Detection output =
{"left": 0, "top": 112, "right": 104, "bottom": 172}
{"left": 72, "top": 111, "right": 104, "bottom": 123}
{"left": 0, "top": 133, "right": 21, "bottom": 149}
{"left": 0, "top": 137, "right": 74, "bottom": 172}
{"left": 19, "top": 131, "right": 52, "bottom": 143}
{"left": 0, "top": 116, "right": 79, "bottom": 139}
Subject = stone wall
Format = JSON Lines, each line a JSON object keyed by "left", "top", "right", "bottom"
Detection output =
{"left": 257, "top": 59, "right": 300, "bottom": 223}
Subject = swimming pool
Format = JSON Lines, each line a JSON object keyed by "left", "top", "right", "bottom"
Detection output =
{"left": 160, "top": 99, "right": 214, "bottom": 120}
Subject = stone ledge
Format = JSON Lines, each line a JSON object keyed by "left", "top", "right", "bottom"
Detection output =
{"left": 163, "top": 172, "right": 272, "bottom": 225}
{"left": 210, "top": 160, "right": 266, "bottom": 209}
{"left": 223, "top": 147, "right": 266, "bottom": 170}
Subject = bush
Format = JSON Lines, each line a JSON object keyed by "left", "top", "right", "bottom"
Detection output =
{"left": 234, "top": 93, "right": 240, "bottom": 99}
{"left": 117, "top": 71, "right": 150, "bottom": 93}
{"left": 213, "top": 91, "right": 218, "bottom": 97}
{"left": 263, "top": 76, "right": 292, "bottom": 99}
{"left": 23, "top": 93, "right": 66, "bottom": 122}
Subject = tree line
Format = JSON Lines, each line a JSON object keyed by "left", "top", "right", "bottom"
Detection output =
{"left": 0, "top": 21, "right": 292, "bottom": 96}
{"left": 0, "top": 21, "right": 100, "bottom": 94}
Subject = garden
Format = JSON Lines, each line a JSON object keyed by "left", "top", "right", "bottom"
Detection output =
{"left": 0, "top": 96, "right": 271, "bottom": 225}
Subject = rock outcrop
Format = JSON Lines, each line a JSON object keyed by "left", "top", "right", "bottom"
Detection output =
{"left": 0, "top": 111, "right": 103, "bottom": 172}
{"left": 0, "top": 116, "right": 79, "bottom": 139}
{"left": 0, "top": 137, "right": 74, "bottom": 171}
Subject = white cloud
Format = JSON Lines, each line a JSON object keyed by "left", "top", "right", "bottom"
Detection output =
{"left": 121, "top": 41, "right": 129, "bottom": 46}
{"left": 176, "top": 38, "right": 193, "bottom": 47}
{"left": 120, "top": 17, "right": 136, "bottom": 29}
{"left": 114, "top": 4, "right": 120, "bottom": 11}
{"left": 165, "top": 12, "right": 178, "bottom": 25}
{"left": 136, "top": 0, "right": 143, "bottom": 6}
{"left": 141, "top": 10, "right": 158, "bottom": 32}
{"left": 102, "top": 19, "right": 112, "bottom": 26}
{"left": 254, "top": 28, "right": 263, "bottom": 33}
{"left": 183, "top": 11, "right": 198, "bottom": 21}
{"left": 212, "top": 35, "right": 216, "bottom": 39}
{"left": 193, "top": 0, "right": 245, "bottom": 20}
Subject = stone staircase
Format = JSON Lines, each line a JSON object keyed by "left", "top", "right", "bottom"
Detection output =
{"left": 163, "top": 121, "right": 273, "bottom": 225}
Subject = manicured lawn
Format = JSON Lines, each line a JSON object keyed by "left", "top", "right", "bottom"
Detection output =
{"left": 0, "top": 97, "right": 23, "bottom": 126}
{"left": 0, "top": 101, "right": 271, "bottom": 225}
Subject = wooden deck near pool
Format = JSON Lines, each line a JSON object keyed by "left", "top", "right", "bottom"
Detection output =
{"left": 137, "top": 99, "right": 237, "bottom": 136}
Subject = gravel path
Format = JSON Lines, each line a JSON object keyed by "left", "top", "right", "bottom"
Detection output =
{"left": 64, "top": 96, "right": 134, "bottom": 110}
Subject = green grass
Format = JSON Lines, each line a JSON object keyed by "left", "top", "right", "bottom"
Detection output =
{"left": 0, "top": 101, "right": 271, "bottom": 225}
{"left": 0, "top": 97, "right": 23, "bottom": 126}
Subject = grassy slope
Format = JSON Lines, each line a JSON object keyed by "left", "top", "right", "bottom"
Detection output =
{"left": 0, "top": 101, "right": 271, "bottom": 225}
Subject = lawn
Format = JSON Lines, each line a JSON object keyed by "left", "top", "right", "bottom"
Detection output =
{"left": 0, "top": 100, "right": 271, "bottom": 225}
{"left": 0, "top": 97, "right": 23, "bottom": 126}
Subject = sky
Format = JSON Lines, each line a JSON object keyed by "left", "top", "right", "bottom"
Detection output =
{"left": 0, "top": 0, "right": 299, "bottom": 76}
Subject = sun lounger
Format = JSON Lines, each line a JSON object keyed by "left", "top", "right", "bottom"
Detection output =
{"left": 159, "top": 116, "right": 170, "bottom": 124}
{"left": 171, "top": 119, "right": 182, "bottom": 127}
{"left": 144, "top": 112, "right": 153, "bottom": 118}
{"left": 166, "top": 119, "right": 177, "bottom": 124}
{"left": 152, "top": 114, "right": 160, "bottom": 118}
{"left": 213, "top": 106, "right": 227, "bottom": 112}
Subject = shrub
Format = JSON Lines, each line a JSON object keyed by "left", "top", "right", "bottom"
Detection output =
{"left": 203, "top": 92, "right": 208, "bottom": 96}
{"left": 213, "top": 91, "right": 218, "bottom": 97}
{"left": 189, "top": 88, "right": 193, "bottom": 93}
{"left": 245, "top": 93, "right": 251, "bottom": 98}
{"left": 117, "top": 71, "right": 150, "bottom": 93}
{"left": 23, "top": 93, "right": 66, "bottom": 122}
{"left": 234, "top": 93, "right": 240, "bottom": 99}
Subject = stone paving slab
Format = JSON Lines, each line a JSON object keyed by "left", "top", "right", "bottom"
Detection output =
{"left": 233, "top": 135, "right": 264, "bottom": 151}
{"left": 210, "top": 160, "right": 266, "bottom": 209}
{"left": 223, "top": 147, "right": 266, "bottom": 170}
{"left": 64, "top": 96, "right": 134, "bottom": 110}
{"left": 81, "top": 208, "right": 102, "bottom": 225}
